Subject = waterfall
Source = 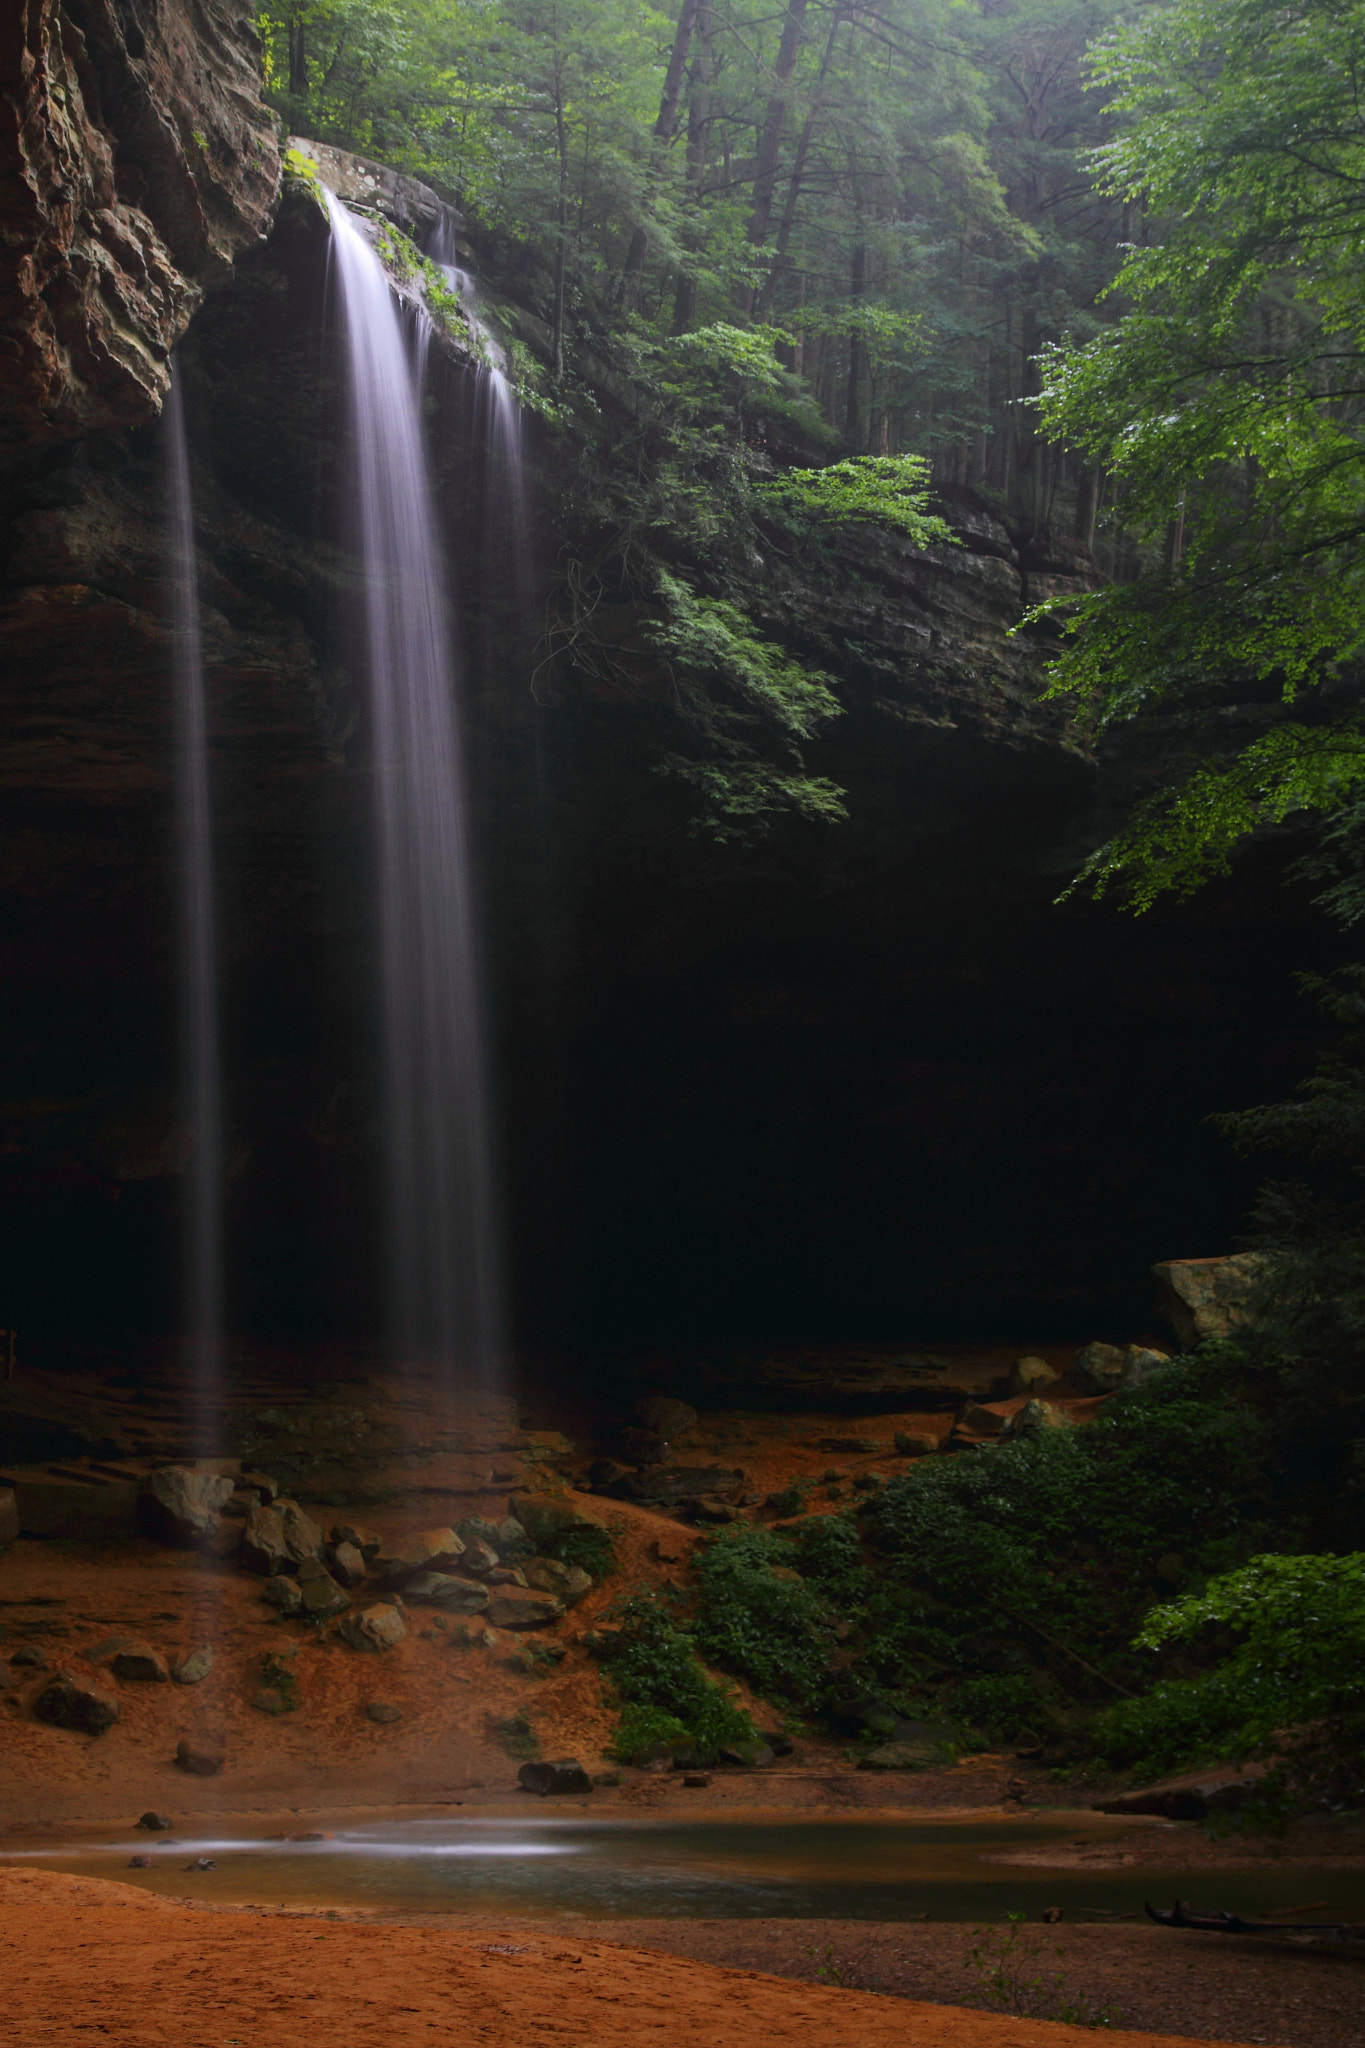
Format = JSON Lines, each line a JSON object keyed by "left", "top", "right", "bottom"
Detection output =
{"left": 165, "top": 368, "right": 222, "bottom": 1429}
{"left": 324, "top": 190, "right": 501, "bottom": 1384}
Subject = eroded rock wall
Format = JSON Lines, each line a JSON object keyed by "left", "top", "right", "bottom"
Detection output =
{"left": 0, "top": 0, "right": 278, "bottom": 452}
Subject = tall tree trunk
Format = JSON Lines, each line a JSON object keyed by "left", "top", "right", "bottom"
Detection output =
{"left": 621, "top": 0, "right": 703, "bottom": 300}
{"left": 845, "top": 161, "right": 865, "bottom": 447}
{"left": 756, "top": 3, "right": 848, "bottom": 320}
{"left": 288, "top": 19, "right": 307, "bottom": 99}
{"left": 739, "top": 0, "right": 809, "bottom": 311}
{"left": 552, "top": 70, "right": 569, "bottom": 382}
{"left": 671, "top": 0, "right": 714, "bottom": 332}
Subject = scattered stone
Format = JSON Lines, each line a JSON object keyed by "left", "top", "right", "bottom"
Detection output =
{"left": 110, "top": 1643, "right": 170, "bottom": 1683}
{"left": 719, "top": 1741, "right": 774, "bottom": 1768}
{"left": 10, "top": 1647, "right": 49, "bottom": 1668}
{"left": 523, "top": 1558, "right": 593, "bottom": 1606}
{"left": 252, "top": 1687, "right": 291, "bottom": 1715}
{"left": 682, "top": 1773, "right": 711, "bottom": 1789}
{"left": 510, "top": 1492, "right": 605, "bottom": 1550}
{"left": 33, "top": 1675, "right": 119, "bottom": 1734}
{"left": 460, "top": 1537, "right": 500, "bottom": 1575}
{"left": 289, "top": 1829, "right": 333, "bottom": 1841}
{"left": 487, "top": 1586, "right": 564, "bottom": 1630}
{"left": 138, "top": 1467, "right": 237, "bottom": 1547}
{"left": 337, "top": 1602, "right": 407, "bottom": 1653}
{"left": 1003, "top": 1399, "right": 1072, "bottom": 1439}
{"left": 172, "top": 1647, "right": 214, "bottom": 1685}
{"left": 128, "top": 1855, "right": 152, "bottom": 1868}
{"left": 1152, "top": 1253, "right": 1264, "bottom": 1347}
{"left": 184, "top": 1857, "right": 216, "bottom": 1871}
{"left": 857, "top": 1741, "right": 936, "bottom": 1771}
{"left": 613, "top": 1467, "right": 742, "bottom": 1507}
{"left": 296, "top": 1557, "right": 351, "bottom": 1618}
{"left": 1008, "top": 1356, "right": 1059, "bottom": 1397}
{"left": 485, "top": 1566, "right": 526, "bottom": 1587}
{"left": 407, "top": 1573, "right": 490, "bottom": 1614}
{"left": 136, "top": 1811, "right": 173, "bottom": 1831}
{"left": 328, "top": 1541, "right": 367, "bottom": 1588}
{"left": 893, "top": 1431, "right": 939, "bottom": 1457}
{"left": 634, "top": 1395, "right": 698, "bottom": 1439}
{"left": 956, "top": 1401, "right": 1006, "bottom": 1437}
{"left": 238, "top": 1471, "right": 280, "bottom": 1504}
{"left": 477, "top": 1627, "right": 498, "bottom": 1649}
{"left": 260, "top": 1577, "right": 303, "bottom": 1616}
{"left": 365, "top": 1701, "right": 402, "bottom": 1724}
{"left": 175, "top": 1736, "right": 225, "bottom": 1776}
{"left": 687, "top": 1496, "right": 738, "bottom": 1524}
{"left": 374, "top": 1527, "right": 466, "bottom": 1583}
{"left": 1121, "top": 1344, "right": 1172, "bottom": 1389}
{"left": 329, "top": 1521, "right": 381, "bottom": 1561}
{"left": 518, "top": 1758, "right": 592, "bottom": 1795}
{"left": 240, "top": 1504, "right": 295, "bottom": 1576}
{"left": 1072, "top": 1342, "right": 1126, "bottom": 1394}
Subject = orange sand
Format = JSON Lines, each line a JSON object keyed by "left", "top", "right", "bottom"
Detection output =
{"left": 0, "top": 1869, "right": 1271, "bottom": 2048}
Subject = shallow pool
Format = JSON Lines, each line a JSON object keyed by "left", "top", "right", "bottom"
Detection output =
{"left": 5, "top": 1814, "right": 1364, "bottom": 1923}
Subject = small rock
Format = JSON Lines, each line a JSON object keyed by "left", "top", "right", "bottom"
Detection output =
{"left": 184, "top": 1856, "right": 216, "bottom": 1872}
{"left": 517, "top": 1758, "right": 593, "bottom": 1795}
{"left": 172, "top": 1647, "right": 214, "bottom": 1685}
{"left": 956, "top": 1401, "right": 1006, "bottom": 1437}
{"left": 1121, "top": 1344, "right": 1172, "bottom": 1389}
{"left": 288, "top": 1829, "right": 333, "bottom": 1841}
{"left": 593, "top": 1770, "right": 622, "bottom": 1787}
{"left": 260, "top": 1577, "right": 303, "bottom": 1616}
{"left": 892, "top": 1432, "right": 938, "bottom": 1457}
{"left": 365, "top": 1701, "right": 402, "bottom": 1724}
{"left": 682, "top": 1773, "right": 711, "bottom": 1788}
{"left": 409, "top": 1573, "right": 490, "bottom": 1614}
{"left": 510, "top": 1492, "right": 605, "bottom": 1551}
{"left": 138, "top": 1467, "right": 237, "bottom": 1547}
{"left": 175, "top": 1736, "right": 224, "bottom": 1776}
{"left": 718, "top": 1741, "right": 774, "bottom": 1768}
{"left": 487, "top": 1585, "right": 565, "bottom": 1630}
{"left": 252, "top": 1687, "right": 291, "bottom": 1715}
{"left": 128, "top": 1855, "right": 152, "bottom": 1868}
{"left": 1155, "top": 1551, "right": 1186, "bottom": 1585}
{"left": 522, "top": 1557, "right": 592, "bottom": 1606}
{"left": 1008, "top": 1356, "right": 1059, "bottom": 1397}
{"left": 858, "top": 1740, "right": 938, "bottom": 1771}
{"left": 816, "top": 1437, "right": 884, "bottom": 1454}
{"left": 329, "top": 1521, "right": 381, "bottom": 1561}
{"left": 460, "top": 1537, "right": 500, "bottom": 1575}
{"left": 1004, "top": 1399, "right": 1072, "bottom": 1439}
{"left": 136, "top": 1811, "right": 173, "bottom": 1831}
{"left": 634, "top": 1395, "right": 699, "bottom": 1439}
{"left": 110, "top": 1644, "right": 170, "bottom": 1683}
{"left": 10, "top": 1647, "right": 49, "bottom": 1668}
{"left": 239, "top": 1504, "right": 296, "bottom": 1577}
{"left": 485, "top": 1566, "right": 526, "bottom": 1587}
{"left": 687, "top": 1497, "right": 738, "bottom": 1524}
{"left": 1041, "top": 1906, "right": 1064, "bottom": 1924}
{"left": 32, "top": 1675, "right": 119, "bottom": 1734}
{"left": 1073, "top": 1342, "right": 1126, "bottom": 1394}
{"left": 375, "top": 1527, "right": 466, "bottom": 1580}
{"left": 337, "top": 1602, "right": 407, "bottom": 1653}
{"left": 296, "top": 1557, "right": 351, "bottom": 1618}
{"left": 329, "top": 1541, "right": 368, "bottom": 1588}
{"left": 632, "top": 1743, "right": 676, "bottom": 1772}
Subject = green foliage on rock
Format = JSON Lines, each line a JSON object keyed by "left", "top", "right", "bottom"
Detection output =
{"left": 598, "top": 1590, "right": 758, "bottom": 1755}
{"left": 759, "top": 455, "right": 957, "bottom": 546}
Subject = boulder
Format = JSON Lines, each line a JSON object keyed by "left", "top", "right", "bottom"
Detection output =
{"left": 1008, "top": 1356, "right": 1059, "bottom": 1397}
{"left": 138, "top": 1468, "right": 236, "bottom": 1547}
{"left": 0, "top": 1485, "right": 19, "bottom": 1546}
{"left": 518, "top": 1758, "right": 593, "bottom": 1795}
{"left": 485, "top": 1566, "right": 526, "bottom": 1587}
{"left": 172, "top": 1648, "right": 213, "bottom": 1685}
{"left": 459, "top": 1537, "right": 500, "bottom": 1576}
{"left": 893, "top": 1431, "right": 938, "bottom": 1457}
{"left": 718, "top": 1741, "right": 774, "bottom": 1768}
{"left": 1072, "top": 1342, "right": 1126, "bottom": 1394}
{"left": 338, "top": 1603, "right": 407, "bottom": 1653}
{"left": 620, "top": 1426, "right": 673, "bottom": 1466}
{"left": 955, "top": 1402, "right": 1006, "bottom": 1437}
{"left": 686, "top": 1497, "right": 739, "bottom": 1524}
{"left": 634, "top": 1395, "right": 698, "bottom": 1439}
{"left": 522, "top": 1558, "right": 592, "bottom": 1607}
{"left": 405, "top": 1573, "right": 489, "bottom": 1614}
{"left": 1095, "top": 1767, "right": 1261, "bottom": 1822}
{"left": 486, "top": 1586, "right": 564, "bottom": 1630}
{"left": 1121, "top": 1345, "right": 1172, "bottom": 1389}
{"left": 329, "top": 1522, "right": 382, "bottom": 1561}
{"left": 110, "top": 1644, "right": 169, "bottom": 1682}
{"left": 374, "top": 1527, "right": 465, "bottom": 1581}
{"left": 366, "top": 1701, "right": 402, "bottom": 1724}
{"left": 175, "top": 1737, "right": 225, "bottom": 1776}
{"left": 33, "top": 1675, "right": 119, "bottom": 1734}
{"left": 296, "top": 1557, "right": 351, "bottom": 1618}
{"left": 1003, "top": 1399, "right": 1072, "bottom": 1439}
{"left": 260, "top": 1577, "right": 303, "bottom": 1616}
{"left": 608, "top": 1466, "right": 742, "bottom": 1507}
{"left": 240, "top": 1499, "right": 324, "bottom": 1575}
{"left": 136, "top": 1811, "right": 173, "bottom": 1830}
{"left": 817, "top": 1436, "right": 885, "bottom": 1454}
{"left": 1152, "top": 1254, "right": 1264, "bottom": 1348}
{"left": 328, "top": 1541, "right": 367, "bottom": 1588}
{"left": 511, "top": 1492, "right": 605, "bottom": 1550}
{"left": 857, "top": 1740, "right": 935, "bottom": 1771}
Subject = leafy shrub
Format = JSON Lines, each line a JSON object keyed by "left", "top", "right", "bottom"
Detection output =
{"left": 542, "top": 1525, "right": 617, "bottom": 1581}
{"left": 606, "top": 1703, "right": 691, "bottom": 1763}
{"left": 955, "top": 1675, "right": 1048, "bottom": 1743}
{"left": 599, "top": 1591, "right": 757, "bottom": 1754}
{"left": 760, "top": 454, "right": 957, "bottom": 545}
{"left": 693, "top": 1525, "right": 836, "bottom": 1708}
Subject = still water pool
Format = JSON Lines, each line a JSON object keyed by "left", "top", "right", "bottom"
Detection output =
{"left": 6, "top": 1815, "right": 1364, "bottom": 1922}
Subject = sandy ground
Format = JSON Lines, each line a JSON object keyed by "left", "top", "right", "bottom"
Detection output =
{"left": 0, "top": 1867, "right": 1271, "bottom": 2048}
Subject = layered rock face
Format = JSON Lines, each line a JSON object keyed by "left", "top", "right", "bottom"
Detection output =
{"left": 0, "top": 0, "right": 278, "bottom": 451}
{"left": 0, "top": 105, "right": 1337, "bottom": 1358}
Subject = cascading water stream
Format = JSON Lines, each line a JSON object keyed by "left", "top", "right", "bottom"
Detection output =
{"left": 165, "top": 367, "right": 223, "bottom": 1438}
{"left": 324, "top": 190, "right": 501, "bottom": 1385}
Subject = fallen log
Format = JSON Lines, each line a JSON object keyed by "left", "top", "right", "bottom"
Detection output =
{"left": 1145, "top": 1899, "right": 1365, "bottom": 1941}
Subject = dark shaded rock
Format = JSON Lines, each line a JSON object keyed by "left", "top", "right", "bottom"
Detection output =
{"left": 329, "top": 1522, "right": 381, "bottom": 1561}
{"left": 252, "top": 1687, "right": 290, "bottom": 1715}
{"left": 1072, "top": 1343, "right": 1126, "bottom": 1395}
{"left": 619, "top": 1425, "right": 670, "bottom": 1465}
{"left": 128, "top": 1854, "right": 152, "bottom": 1868}
{"left": 365, "top": 1701, "right": 402, "bottom": 1724}
{"left": 459, "top": 1536, "right": 500, "bottom": 1575}
{"left": 110, "top": 1643, "right": 169, "bottom": 1682}
{"left": 686, "top": 1496, "right": 738, "bottom": 1524}
{"left": 328, "top": 1541, "right": 367, "bottom": 1588}
{"left": 337, "top": 1602, "right": 407, "bottom": 1653}
{"left": 682, "top": 1773, "right": 711, "bottom": 1788}
{"left": 632, "top": 1743, "right": 675, "bottom": 1772}
{"left": 407, "top": 1572, "right": 490, "bottom": 1613}
{"left": 1008, "top": 1356, "right": 1059, "bottom": 1397}
{"left": 184, "top": 1856, "right": 216, "bottom": 1871}
{"left": 955, "top": 1401, "right": 1006, "bottom": 1438}
{"left": 373, "top": 1527, "right": 465, "bottom": 1582}
{"left": 487, "top": 1586, "right": 564, "bottom": 1630}
{"left": 175, "top": 1736, "right": 224, "bottom": 1776}
{"left": 1002, "top": 1399, "right": 1071, "bottom": 1440}
{"left": 138, "top": 1467, "right": 236, "bottom": 1547}
{"left": 136, "top": 1810, "right": 172, "bottom": 1830}
{"left": 296, "top": 1556, "right": 351, "bottom": 1618}
{"left": 858, "top": 1740, "right": 936, "bottom": 1771}
{"left": 719, "top": 1741, "right": 774, "bottom": 1768}
{"left": 609, "top": 1466, "right": 741, "bottom": 1507}
{"left": 587, "top": 1459, "right": 632, "bottom": 1491}
{"left": 10, "top": 1646, "right": 49, "bottom": 1668}
{"left": 32, "top": 1674, "right": 119, "bottom": 1733}
{"left": 1121, "top": 1345, "right": 1172, "bottom": 1389}
{"left": 485, "top": 1566, "right": 526, "bottom": 1587}
{"left": 634, "top": 1395, "right": 698, "bottom": 1439}
{"left": 510, "top": 1493, "right": 604, "bottom": 1550}
{"left": 518, "top": 1758, "right": 592, "bottom": 1795}
{"left": 893, "top": 1431, "right": 938, "bottom": 1457}
{"left": 260, "top": 1577, "right": 303, "bottom": 1616}
{"left": 1152, "top": 1254, "right": 1264, "bottom": 1348}
{"left": 817, "top": 1437, "right": 885, "bottom": 1454}
{"left": 522, "top": 1557, "right": 592, "bottom": 1606}
{"left": 1095, "top": 1770, "right": 1260, "bottom": 1822}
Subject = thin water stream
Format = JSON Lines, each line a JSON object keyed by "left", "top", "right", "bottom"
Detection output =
{"left": 164, "top": 368, "right": 222, "bottom": 1436}
{"left": 7, "top": 1816, "right": 1363, "bottom": 1923}
{"left": 325, "top": 191, "right": 501, "bottom": 1385}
